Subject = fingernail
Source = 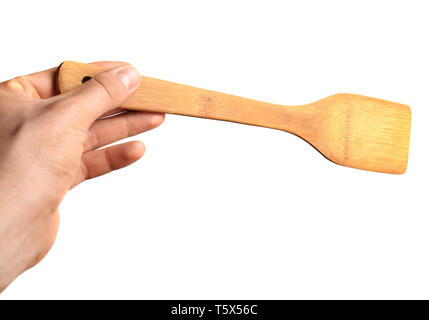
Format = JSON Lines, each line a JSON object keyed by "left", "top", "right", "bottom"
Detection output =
{"left": 112, "top": 65, "right": 141, "bottom": 91}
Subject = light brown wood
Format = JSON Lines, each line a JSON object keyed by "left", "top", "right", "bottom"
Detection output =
{"left": 57, "top": 61, "right": 411, "bottom": 174}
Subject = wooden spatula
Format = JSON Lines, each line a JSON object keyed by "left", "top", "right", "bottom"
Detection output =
{"left": 56, "top": 61, "right": 411, "bottom": 174}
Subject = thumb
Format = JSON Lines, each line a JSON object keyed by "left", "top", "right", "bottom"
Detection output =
{"left": 55, "top": 64, "right": 141, "bottom": 130}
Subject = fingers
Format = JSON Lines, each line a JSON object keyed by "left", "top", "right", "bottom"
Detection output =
{"left": 55, "top": 64, "right": 141, "bottom": 131}
{"left": 78, "top": 62, "right": 131, "bottom": 118}
{"left": 90, "top": 61, "right": 130, "bottom": 69}
{"left": 73, "top": 140, "right": 145, "bottom": 187}
{"left": 0, "top": 61, "right": 129, "bottom": 99}
{"left": 75, "top": 62, "right": 130, "bottom": 115}
{"left": 24, "top": 68, "right": 58, "bottom": 98}
{"left": 84, "top": 111, "right": 165, "bottom": 151}
{"left": 0, "top": 68, "right": 57, "bottom": 99}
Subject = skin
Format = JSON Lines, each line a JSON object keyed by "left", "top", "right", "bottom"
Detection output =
{"left": 0, "top": 61, "right": 165, "bottom": 292}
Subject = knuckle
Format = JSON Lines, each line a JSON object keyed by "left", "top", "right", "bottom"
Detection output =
{"left": 4, "top": 76, "right": 25, "bottom": 90}
{"left": 6, "top": 76, "right": 26, "bottom": 86}
{"left": 3, "top": 76, "right": 40, "bottom": 98}
{"left": 92, "top": 72, "right": 127, "bottom": 101}
{"left": 85, "top": 127, "right": 99, "bottom": 150}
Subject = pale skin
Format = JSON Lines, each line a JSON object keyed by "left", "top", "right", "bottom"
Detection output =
{"left": 0, "top": 61, "right": 165, "bottom": 292}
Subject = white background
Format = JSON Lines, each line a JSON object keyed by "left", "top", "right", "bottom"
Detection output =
{"left": 1, "top": 0, "right": 428, "bottom": 299}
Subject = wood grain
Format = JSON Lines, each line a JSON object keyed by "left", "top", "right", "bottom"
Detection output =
{"left": 57, "top": 61, "right": 411, "bottom": 174}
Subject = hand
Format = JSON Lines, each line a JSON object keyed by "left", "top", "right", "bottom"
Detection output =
{"left": 0, "top": 62, "right": 164, "bottom": 291}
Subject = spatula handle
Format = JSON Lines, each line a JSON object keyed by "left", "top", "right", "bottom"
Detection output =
{"left": 56, "top": 61, "right": 306, "bottom": 132}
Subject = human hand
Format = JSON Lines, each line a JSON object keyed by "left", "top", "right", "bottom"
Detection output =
{"left": 0, "top": 62, "right": 164, "bottom": 291}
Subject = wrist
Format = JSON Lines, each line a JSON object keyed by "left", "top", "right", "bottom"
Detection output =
{"left": 0, "top": 184, "right": 62, "bottom": 293}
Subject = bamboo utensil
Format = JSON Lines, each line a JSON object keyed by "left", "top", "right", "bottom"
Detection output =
{"left": 56, "top": 61, "right": 411, "bottom": 174}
